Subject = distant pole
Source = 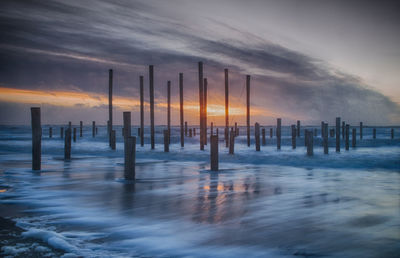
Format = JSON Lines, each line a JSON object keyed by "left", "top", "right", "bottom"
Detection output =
{"left": 149, "top": 65, "right": 155, "bottom": 149}
{"left": 211, "top": 122, "right": 214, "bottom": 136}
{"left": 323, "top": 123, "right": 328, "bottom": 154}
{"left": 210, "top": 135, "right": 219, "bottom": 171}
{"left": 246, "top": 75, "right": 250, "bottom": 147}
{"left": 345, "top": 124, "right": 350, "bottom": 150}
{"left": 229, "top": 127, "right": 235, "bottom": 154}
{"left": 204, "top": 78, "right": 208, "bottom": 145}
{"left": 352, "top": 128, "right": 356, "bottom": 148}
{"left": 235, "top": 122, "right": 238, "bottom": 137}
{"left": 359, "top": 122, "right": 363, "bottom": 139}
{"left": 167, "top": 80, "right": 171, "bottom": 144}
{"left": 64, "top": 128, "right": 71, "bottom": 160}
{"left": 391, "top": 128, "right": 394, "bottom": 139}
{"left": 297, "top": 120, "right": 300, "bottom": 137}
{"left": 31, "top": 107, "right": 41, "bottom": 170}
{"left": 164, "top": 130, "right": 169, "bottom": 152}
{"left": 110, "top": 130, "right": 116, "bottom": 150}
{"left": 179, "top": 73, "right": 184, "bottom": 147}
{"left": 270, "top": 128, "right": 273, "bottom": 138}
{"left": 342, "top": 121, "right": 345, "bottom": 139}
{"left": 73, "top": 128, "right": 76, "bottom": 142}
{"left": 185, "top": 121, "right": 188, "bottom": 136}
{"left": 124, "top": 136, "right": 136, "bottom": 180}
{"left": 305, "top": 129, "right": 309, "bottom": 147}
{"left": 255, "top": 122, "right": 260, "bottom": 151}
{"left": 291, "top": 124, "right": 296, "bottom": 149}
{"left": 277, "top": 118, "right": 281, "bottom": 150}
{"left": 321, "top": 121, "right": 324, "bottom": 139}
{"left": 194, "top": 128, "right": 196, "bottom": 137}
{"left": 49, "top": 127, "right": 52, "bottom": 138}
{"left": 79, "top": 121, "right": 83, "bottom": 137}
{"left": 140, "top": 76, "right": 144, "bottom": 147}
{"left": 307, "top": 131, "right": 314, "bottom": 156}
{"left": 108, "top": 69, "right": 113, "bottom": 147}
{"left": 262, "top": 128, "right": 266, "bottom": 146}
{"left": 92, "top": 121, "right": 95, "bottom": 138}
{"left": 225, "top": 68, "right": 229, "bottom": 148}
{"left": 336, "top": 117, "right": 341, "bottom": 152}
{"left": 198, "top": 62, "right": 204, "bottom": 150}
{"left": 61, "top": 127, "right": 64, "bottom": 139}
{"left": 189, "top": 128, "right": 192, "bottom": 137}
{"left": 373, "top": 128, "right": 376, "bottom": 139}
{"left": 68, "top": 121, "right": 71, "bottom": 130}
{"left": 330, "top": 129, "right": 334, "bottom": 138}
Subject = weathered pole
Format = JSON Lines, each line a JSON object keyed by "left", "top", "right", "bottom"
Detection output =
{"left": 210, "top": 135, "right": 219, "bottom": 171}
{"left": 164, "top": 130, "right": 169, "bottom": 152}
{"left": 246, "top": 75, "right": 250, "bottom": 147}
{"left": 73, "top": 128, "right": 76, "bottom": 142}
{"left": 336, "top": 117, "right": 341, "bottom": 152}
{"left": 297, "top": 120, "right": 301, "bottom": 137}
{"left": 149, "top": 65, "right": 155, "bottom": 149}
{"left": 79, "top": 121, "right": 83, "bottom": 137}
{"left": 124, "top": 136, "right": 136, "bottom": 180}
{"left": 49, "top": 127, "right": 52, "bottom": 138}
{"left": 61, "top": 127, "right": 64, "bottom": 139}
{"left": 345, "top": 124, "right": 350, "bottom": 150}
{"left": 277, "top": 118, "right": 281, "bottom": 150}
{"left": 198, "top": 62, "right": 204, "bottom": 150}
{"left": 262, "top": 128, "right": 266, "bottom": 145}
{"left": 352, "top": 128, "right": 356, "bottom": 148}
{"left": 373, "top": 128, "right": 376, "bottom": 139}
{"left": 140, "top": 76, "right": 144, "bottom": 147}
{"left": 229, "top": 127, "right": 235, "bottom": 154}
{"left": 123, "top": 112, "right": 131, "bottom": 140}
{"left": 64, "top": 128, "right": 71, "bottom": 160}
{"left": 360, "top": 122, "right": 363, "bottom": 139}
{"left": 255, "top": 122, "right": 260, "bottom": 151}
{"left": 179, "top": 73, "right": 184, "bottom": 147}
{"left": 167, "top": 80, "right": 171, "bottom": 144}
{"left": 291, "top": 124, "right": 296, "bottom": 149}
{"left": 31, "top": 107, "right": 41, "bottom": 170}
{"left": 204, "top": 78, "right": 208, "bottom": 145}
{"left": 189, "top": 128, "right": 192, "bottom": 137}
{"left": 224, "top": 68, "right": 229, "bottom": 148}
{"left": 307, "top": 130, "right": 314, "bottom": 156}
{"left": 92, "top": 121, "right": 95, "bottom": 138}
{"left": 323, "top": 123, "right": 328, "bottom": 154}
{"left": 108, "top": 69, "right": 113, "bottom": 147}
{"left": 185, "top": 121, "right": 188, "bottom": 136}
{"left": 110, "top": 130, "right": 116, "bottom": 150}
{"left": 235, "top": 122, "right": 238, "bottom": 137}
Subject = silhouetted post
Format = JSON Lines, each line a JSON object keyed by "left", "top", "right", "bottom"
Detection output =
{"left": 68, "top": 121, "right": 71, "bottom": 130}
{"left": 164, "top": 130, "right": 169, "bottom": 152}
{"left": 194, "top": 128, "right": 196, "bottom": 137}
{"left": 277, "top": 118, "right": 281, "bottom": 150}
{"left": 73, "top": 128, "right": 76, "bottom": 142}
{"left": 149, "top": 65, "right": 155, "bottom": 149}
{"left": 229, "top": 128, "right": 235, "bottom": 154}
{"left": 321, "top": 121, "right": 324, "bottom": 139}
{"left": 189, "top": 128, "right": 192, "bottom": 137}
{"left": 124, "top": 136, "right": 136, "bottom": 180}
{"left": 373, "top": 128, "right": 376, "bottom": 139}
{"left": 352, "top": 128, "right": 356, "bottom": 148}
{"left": 255, "top": 122, "right": 260, "bottom": 151}
{"left": 167, "top": 81, "right": 171, "bottom": 144}
{"left": 305, "top": 129, "right": 309, "bottom": 147}
{"left": 246, "top": 75, "right": 250, "bottom": 147}
{"left": 291, "top": 125, "right": 296, "bottom": 149}
{"left": 235, "top": 122, "right": 238, "bottom": 137}
{"left": 262, "top": 128, "right": 266, "bottom": 145}
{"left": 330, "top": 129, "right": 334, "bottom": 138}
{"left": 108, "top": 69, "right": 113, "bottom": 147}
{"left": 123, "top": 112, "right": 131, "bottom": 140}
{"left": 110, "top": 130, "right": 116, "bottom": 150}
{"left": 140, "top": 76, "right": 144, "bottom": 147}
{"left": 92, "top": 121, "right": 95, "bottom": 137}
{"left": 391, "top": 128, "right": 394, "bottom": 139}
{"left": 79, "top": 121, "right": 83, "bottom": 137}
{"left": 307, "top": 131, "right": 314, "bottom": 156}
{"left": 323, "top": 123, "right": 328, "bottom": 154}
{"left": 64, "top": 128, "right": 71, "bottom": 160}
{"left": 61, "top": 127, "right": 64, "bottom": 139}
{"left": 224, "top": 68, "right": 229, "bottom": 148}
{"left": 210, "top": 135, "right": 218, "bottom": 171}
{"left": 211, "top": 122, "right": 214, "bottom": 136}
{"left": 224, "top": 127, "right": 228, "bottom": 148}
{"left": 342, "top": 121, "right": 345, "bottom": 139}
{"left": 49, "top": 127, "right": 52, "bottom": 138}
{"left": 31, "top": 107, "right": 41, "bottom": 170}
{"left": 216, "top": 128, "right": 219, "bottom": 136}
{"left": 204, "top": 78, "right": 208, "bottom": 145}
{"left": 179, "top": 73, "right": 184, "bottom": 147}
{"left": 198, "top": 62, "right": 204, "bottom": 150}
{"left": 345, "top": 124, "right": 350, "bottom": 150}
{"left": 297, "top": 120, "right": 300, "bottom": 137}
{"left": 270, "top": 128, "right": 273, "bottom": 138}
{"left": 185, "top": 122, "right": 188, "bottom": 136}
{"left": 336, "top": 117, "right": 341, "bottom": 152}
{"left": 360, "top": 122, "right": 363, "bottom": 139}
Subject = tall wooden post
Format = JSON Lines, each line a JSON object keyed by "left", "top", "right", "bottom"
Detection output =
{"left": 31, "top": 107, "right": 41, "bottom": 170}
{"left": 79, "top": 121, "right": 83, "bottom": 137}
{"left": 149, "top": 65, "right": 155, "bottom": 149}
{"left": 224, "top": 68, "right": 229, "bottom": 148}
{"left": 352, "top": 128, "right": 356, "bottom": 148}
{"left": 307, "top": 131, "right": 314, "bottom": 156}
{"left": 110, "top": 130, "right": 116, "bottom": 150}
{"left": 140, "top": 76, "right": 144, "bottom": 147}
{"left": 291, "top": 125, "right": 296, "bottom": 149}
{"left": 164, "top": 130, "right": 169, "bottom": 152}
{"left": 262, "top": 128, "right": 266, "bottom": 145}
{"left": 124, "top": 136, "right": 136, "bottom": 180}
{"left": 277, "top": 118, "right": 281, "bottom": 150}
{"left": 204, "top": 78, "right": 208, "bottom": 145}
{"left": 373, "top": 128, "right": 376, "bottom": 139}
{"left": 198, "top": 62, "right": 204, "bottom": 150}
{"left": 229, "top": 128, "right": 235, "bottom": 154}
{"left": 167, "top": 80, "right": 171, "bottom": 144}
{"left": 336, "top": 117, "right": 341, "bottom": 152}
{"left": 297, "top": 120, "right": 300, "bottom": 137}
{"left": 92, "top": 121, "right": 95, "bottom": 137}
{"left": 234, "top": 122, "right": 238, "bottom": 136}
{"left": 246, "top": 75, "right": 250, "bottom": 147}
{"left": 179, "top": 73, "right": 184, "bottom": 147}
{"left": 255, "top": 122, "right": 260, "bottom": 151}
{"left": 49, "top": 127, "right": 52, "bottom": 138}
{"left": 359, "top": 122, "right": 363, "bottom": 139}
{"left": 345, "top": 124, "right": 350, "bottom": 150}
{"left": 323, "top": 123, "right": 328, "bottom": 154}
{"left": 108, "top": 69, "right": 113, "bottom": 147}
{"left": 61, "top": 127, "right": 64, "bottom": 139}
{"left": 73, "top": 128, "right": 76, "bottom": 142}
{"left": 64, "top": 128, "right": 71, "bottom": 160}
{"left": 210, "top": 135, "right": 218, "bottom": 171}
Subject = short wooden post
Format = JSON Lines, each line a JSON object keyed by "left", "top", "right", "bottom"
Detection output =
{"left": 277, "top": 118, "right": 281, "bottom": 150}
{"left": 345, "top": 124, "right": 349, "bottom": 150}
{"left": 185, "top": 121, "right": 188, "bottom": 136}
{"left": 255, "top": 122, "right": 260, "bottom": 151}
{"left": 179, "top": 73, "right": 184, "bottom": 147}
{"left": 164, "top": 130, "right": 169, "bottom": 152}
{"left": 391, "top": 128, "right": 394, "bottom": 139}
{"left": 352, "top": 128, "right": 356, "bottom": 148}
{"left": 342, "top": 121, "right": 345, "bottom": 139}
{"left": 79, "top": 121, "right": 83, "bottom": 137}
{"left": 189, "top": 128, "right": 192, "bottom": 137}
{"left": 270, "top": 128, "right": 273, "bottom": 138}
{"left": 140, "top": 75, "right": 144, "bottom": 147}
{"left": 124, "top": 136, "right": 136, "bottom": 180}
{"left": 297, "top": 120, "right": 300, "bottom": 137}
{"left": 73, "top": 128, "right": 76, "bottom": 142}
{"left": 291, "top": 125, "right": 296, "bottom": 149}
{"left": 68, "top": 121, "right": 71, "bottom": 129}
{"left": 92, "top": 121, "right": 95, "bottom": 137}
{"left": 336, "top": 117, "right": 341, "bottom": 152}
{"left": 321, "top": 121, "right": 324, "bottom": 139}
{"left": 359, "top": 122, "right": 363, "bottom": 139}
{"left": 110, "top": 130, "right": 116, "bottom": 150}
{"left": 373, "top": 128, "right": 376, "bottom": 139}
{"left": 64, "top": 128, "right": 71, "bottom": 160}
{"left": 193, "top": 128, "right": 196, "bottom": 137}
{"left": 229, "top": 127, "right": 235, "bottom": 154}
{"left": 49, "top": 127, "right": 52, "bottom": 138}
{"left": 330, "top": 129, "right": 335, "bottom": 138}
{"left": 305, "top": 129, "right": 308, "bottom": 147}
{"left": 123, "top": 112, "right": 131, "bottom": 139}
{"left": 210, "top": 135, "right": 218, "bottom": 171}
{"left": 307, "top": 130, "right": 313, "bottom": 156}
{"left": 323, "top": 123, "right": 328, "bottom": 154}
{"left": 262, "top": 128, "right": 266, "bottom": 145}
{"left": 61, "top": 127, "right": 64, "bottom": 139}
{"left": 31, "top": 107, "right": 41, "bottom": 170}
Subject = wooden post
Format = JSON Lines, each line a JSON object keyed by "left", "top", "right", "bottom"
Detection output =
{"left": 336, "top": 117, "right": 341, "bottom": 152}
{"left": 342, "top": 121, "right": 345, "bottom": 139}
{"left": 255, "top": 122, "right": 260, "bottom": 151}
{"left": 149, "top": 65, "right": 155, "bottom": 149}
{"left": 270, "top": 128, "right": 273, "bottom": 138}
{"left": 124, "top": 136, "right": 136, "bottom": 180}
{"left": 110, "top": 130, "right": 116, "bottom": 150}
{"left": 224, "top": 68, "right": 229, "bottom": 148}
{"left": 73, "top": 128, "right": 76, "bottom": 142}
{"left": 297, "top": 120, "right": 300, "bottom": 137}
{"left": 179, "top": 73, "right": 184, "bottom": 147}
{"left": 216, "top": 128, "right": 219, "bottom": 136}
{"left": 246, "top": 75, "right": 250, "bottom": 147}
{"left": 291, "top": 125, "right": 296, "bottom": 149}
{"left": 373, "top": 128, "right": 376, "bottom": 139}
{"left": 64, "top": 128, "right": 71, "bottom": 160}
{"left": 330, "top": 129, "right": 334, "bottom": 138}
{"left": 352, "top": 128, "right": 356, "bottom": 148}
{"left": 323, "top": 123, "right": 328, "bottom": 154}
{"left": 31, "top": 107, "right": 41, "bottom": 170}
{"left": 360, "top": 122, "right": 363, "bottom": 139}
{"left": 198, "top": 62, "right": 204, "bottom": 150}
{"left": 305, "top": 129, "right": 309, "bottom": 147}
{"left": 262, "top": 128, "right": 266, "bottom": 145}
{"left": 49, "top": 127, "right": 52, "bottom": 138}
{"left": 185, "top": 121, "right": 188, "bottom": 136}
{"left": 307, "top": 130, "right": 314, "bottom": 156}
{"left": 123, "top": 112, "right": 131, "bottom": 139}
{"left": 164, "top": 130, "right": 169, "bottom": 152}
{"left": 68, "top": 121, "right": 71, "bottom": 130}
{"left": 80, "top": 121, "right": 83, "bottom": 137}
{"left": 321, "top": 121, "right": 324, "bottom": 139}
{"left": 391, "top": 128, "right": 394, "bottom": 139}
{"left": 92, "top": 121, "right": 95, "bottom": 137}
{"left": 140, "top": 75, "right": 144, "bottom": 147}
{"left": 235, "top": 122, "right": 238, "bottom": 137}
{"left": 229, "top": 127, "right": 235, "bottom": 154}
{"left": 61, "top": 127, "right": 64, "bottom": 139}
{"left": 204, "top": 78, "right": 208, "bottom": 145}
{"left": 211, "top": 122, "right": 214, "bottom": 136}
{"left": 108, "top": 69, "right": 113, "bottom": 147}
{"left": 210, "top": 135, "right": 218, "bottom": 171}
{"left": 345, "top": 124, "right": 349, "bottom": 150}
{"left": 167, "top": 81, "right": 171, "bottom": 144}
{"left": 189, "top": 128, "right": 192, "bottom": 137}
{"left": 277, "top": 118, "right": 281, "bottom": 150}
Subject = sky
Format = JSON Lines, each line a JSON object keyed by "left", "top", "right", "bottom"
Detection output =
{"left": 0, "top": 0, "right": 399, "bottom": 126}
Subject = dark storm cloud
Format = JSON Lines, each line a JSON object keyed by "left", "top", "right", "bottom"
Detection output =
{"left": 0, "top": 0, "right": 399, "bottom": 124}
